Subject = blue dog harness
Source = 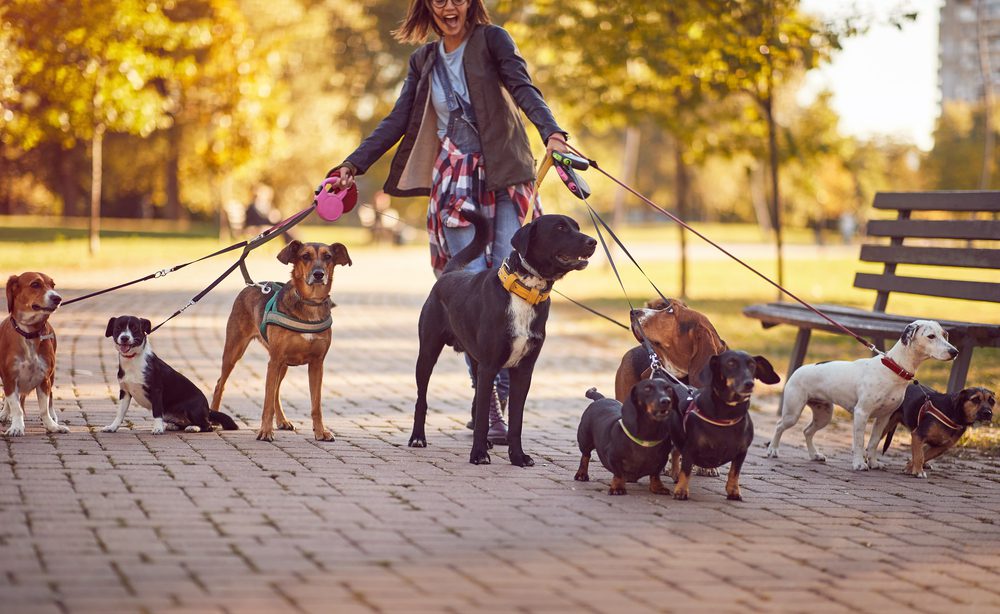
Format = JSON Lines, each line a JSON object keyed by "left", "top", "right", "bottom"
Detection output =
{"left": 258, "top": 282, "right": 332, "bottom": 342}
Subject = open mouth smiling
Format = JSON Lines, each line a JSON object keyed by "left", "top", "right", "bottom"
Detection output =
{"left": 556, "top": 254, "right": 590, "bottom": 268}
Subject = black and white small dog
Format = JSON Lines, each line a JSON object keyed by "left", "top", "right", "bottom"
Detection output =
{"left": 102, "top": 315, "right": 238, "bottom": 434}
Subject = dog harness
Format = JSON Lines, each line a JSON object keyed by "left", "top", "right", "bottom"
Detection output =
{"left": 10, "top": 319, "right": 54, "bottom": 341}
{"left": 916, "top": 400, "right": 963, "bottom": 431}
{"left": 880, "top": 356, "right": 915, "bottom": 381}
{"left": 682, "top": 396, "right": 745, "bottom": 433}
{"left": 258, "top": 282, "right": 332, "bottom": 342}
{"left": 617, "top": 419, "right": 666, "bottom": 448}
{"left": 497, "top": 260, "right": 552, "bottom": 305}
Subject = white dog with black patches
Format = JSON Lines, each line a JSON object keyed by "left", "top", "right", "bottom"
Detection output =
{"left": 766, "top": 320, "right": 958, "bottom": 471}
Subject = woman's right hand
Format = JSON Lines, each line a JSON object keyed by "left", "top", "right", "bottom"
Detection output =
{"left": 326, "top": 165, "right": 355, "bottom": 190}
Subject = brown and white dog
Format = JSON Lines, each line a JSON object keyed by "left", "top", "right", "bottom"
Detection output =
{"left": 211, "top": 241, "right": 351, "bottom": 442}
{"left": 614, "top": 298, "right": 727, "bottom": 402}
{"left": 1, "top": 272, "right": 67, "bottom": 436}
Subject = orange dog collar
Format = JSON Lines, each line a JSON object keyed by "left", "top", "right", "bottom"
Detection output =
{"left": 497, "top": 261, "right": 550, "bottom": 306}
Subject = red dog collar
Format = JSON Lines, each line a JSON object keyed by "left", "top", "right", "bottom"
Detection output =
{"left": 880, "top": 356, "right": 914, "bottom": 381}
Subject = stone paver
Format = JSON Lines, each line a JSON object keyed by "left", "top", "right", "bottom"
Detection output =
{"left": 2, "top": 247, "right": 999, "bottom": 613}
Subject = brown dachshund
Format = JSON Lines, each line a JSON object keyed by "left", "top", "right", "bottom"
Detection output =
{"left": 614, "top": 298, "right": 727, "bottom": 402}
{"left": 1, "top": 272, "right": 66, "bottom": 436}
{"left": 211, "top": 241, "right": 351, "bottom": 442}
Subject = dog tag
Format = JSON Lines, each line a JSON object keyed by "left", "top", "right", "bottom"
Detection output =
{"left": 314, "top": 174, "right": 358, "bottom": 222}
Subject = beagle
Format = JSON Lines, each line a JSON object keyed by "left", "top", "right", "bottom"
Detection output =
{"left": 614, "top": 298, "right": 727, "bottom": 402}
{"left": 0, "top": 272, "right": 67, "bottom": 436}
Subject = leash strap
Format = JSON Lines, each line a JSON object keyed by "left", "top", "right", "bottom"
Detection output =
{"left": 550, "top": 289, "right": 628, "bottom": 330}
{"left": 566, "top": 143, "right": 883, "bottom": 357}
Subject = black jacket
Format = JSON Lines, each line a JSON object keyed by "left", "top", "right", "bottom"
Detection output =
{"left": 340, "top": 24, "right": 565, "bottom": 196}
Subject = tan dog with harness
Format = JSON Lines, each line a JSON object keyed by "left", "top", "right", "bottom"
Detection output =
{"left": 211, "top": 241, "right": 351, "bottom": 442}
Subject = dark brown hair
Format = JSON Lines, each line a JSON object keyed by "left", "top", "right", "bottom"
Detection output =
{"left": 392, "top": 0, "right": 492, "bottom": 44}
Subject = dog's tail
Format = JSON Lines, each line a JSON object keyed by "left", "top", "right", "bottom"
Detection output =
{"left": 209, "top": 411, "right": 239, "bottom": 431}
{"left": 880, "top": 409, "right": 903, "bottom": 454}
{"left": 443, "top": 209, "right": 489, "bottom": 274}
{"left": 585, "top": 387, "right": 605, "bottom": 401}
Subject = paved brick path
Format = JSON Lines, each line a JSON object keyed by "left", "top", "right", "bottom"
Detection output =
{"left": 3, "top": 249, "right": 1000, "bottom": 613}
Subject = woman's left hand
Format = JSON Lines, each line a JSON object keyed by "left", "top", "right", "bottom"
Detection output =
{"left": 545, "top": 133, "right": 570, "bottom": 158}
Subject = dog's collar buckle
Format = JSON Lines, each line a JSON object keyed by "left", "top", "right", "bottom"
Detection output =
{"left": 498, "top": 261, "right": 550, "bottom": 306}
{"left": 617, "top": 419, "right": 665, "bottom": 448}
{"left": 880, "top": 356, "right": 914, "bottom": 381}
{"left": 917, "top": 400, "right": 963, "bottom": 431}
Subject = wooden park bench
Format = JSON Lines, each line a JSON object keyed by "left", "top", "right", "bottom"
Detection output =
{"left": 743, "top": 191, "right": 1000, "bottom": 393}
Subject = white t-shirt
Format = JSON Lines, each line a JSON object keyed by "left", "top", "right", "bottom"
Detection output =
{"left": 430, "top": 39, "right": 471, "bottom": 140}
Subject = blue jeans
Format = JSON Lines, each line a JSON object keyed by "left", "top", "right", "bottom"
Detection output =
{"left": 441, "top": 191, "right": 518, "bottom": 403}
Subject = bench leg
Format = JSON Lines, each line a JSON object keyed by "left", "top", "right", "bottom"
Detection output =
{"left": 777, "top": 328, "right": 812, "bottom": 415}
{"left": 946, "top": 341, "right": 974, "bottom": 395}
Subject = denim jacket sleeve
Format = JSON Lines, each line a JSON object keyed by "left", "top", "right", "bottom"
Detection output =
{"left": 340, "top": 49, "right": 425, "bottom": 176}
{"left": 485, "top": 25, "right": 566, "bottom": 144}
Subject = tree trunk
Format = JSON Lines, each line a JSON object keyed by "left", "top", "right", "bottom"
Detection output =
{"left": 613, "top": 126, "right": 641, "bottom": 228}
{"left": 165, "top": 121, "right": 182, "bottom": 220}
{"left": 89, "top": 124, "right": 105, "bottom": 255}
{"left": 56, "top": 144, "right": 81, "bottom": 217}
{"left": 765, "top": 92, "right": 784, "bottom": 298}
{"left": 978, "top": 0, "right": 995, "bottom": 189}
{"left": 675, "top": 140, "right": 689, "bottom": 300}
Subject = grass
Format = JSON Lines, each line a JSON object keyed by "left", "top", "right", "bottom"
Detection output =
{"left": 4, "top": 218, "right": 998, "bottom": 450}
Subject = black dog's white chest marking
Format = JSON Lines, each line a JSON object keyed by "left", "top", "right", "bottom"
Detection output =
{"left": 119, "top": 348, "right": 153, "bottom": 409}
{"left": 504, "top": 296, "right": 538, "bottom": 368}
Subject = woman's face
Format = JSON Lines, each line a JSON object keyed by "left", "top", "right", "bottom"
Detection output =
{"left": 429, "top": 0, "right": 469, "bottom": 40}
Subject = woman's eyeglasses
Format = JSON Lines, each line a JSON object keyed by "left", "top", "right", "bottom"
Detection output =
{"left": 431, "top": 0, "right": 468, "bottom": 8}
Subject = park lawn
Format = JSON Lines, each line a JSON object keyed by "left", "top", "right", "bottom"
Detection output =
{"left": 3, "top": 222, "right": 997, "bottom": 451}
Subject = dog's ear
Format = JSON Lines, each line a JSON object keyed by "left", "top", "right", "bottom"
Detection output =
{"left": 629, "top": 381, "right": 641, "bottom": 410}
{"left": 105, "top": 317, "right": 117, "bottom": 338}
{"left": 510, "top": 221, "right": 535, "bottom": 255}
{"left": 329, "top": 242, "right": 352, "bottom": 267}
{"left": 687, "top": 327, "right": 719, "bottom": 388}
{"left": 5, "top": 275, "right": 17, "bottom": 313}
{"left": 276, "top": 240, "right": 303, "bottom": 265}
{"left": 901, "top": 322, "right": 918, "bottom": 346}
{"left": 696, "top": 354, "right": 719, "bottom": 389}
{"left": 753, "top": 355, "right": 781, "bottom": 384}
{"left": 140, "top": 318, "right": 152, "bottom": 335}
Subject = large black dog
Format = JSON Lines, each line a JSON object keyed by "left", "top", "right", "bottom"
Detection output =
{"left": 575, "top": 381, "right": 677, "bottom": 495}
{"left": 408, "top": 211, "right": 596, "bottom": 466}
{"left": 666, "top": 350, "right": 779, "bottom": 501}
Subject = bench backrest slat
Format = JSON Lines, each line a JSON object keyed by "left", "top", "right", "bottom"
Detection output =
{"left": 867, "top": 219, "right": 1000, "bottom": 241}
{"left": 873, "top": 191, "right": 1000, "bottom": 212}
{"left": 855, "top": 273, "right": 1000, "bottom": 303}
{"left": 859, "top": 245, "right": 1000, "bottom": 269}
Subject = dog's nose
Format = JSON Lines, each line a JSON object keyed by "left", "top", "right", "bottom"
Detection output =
{"left": 980, "top": 410, "right": 994, "bottom": 422}
{"left": 657, "top": 397, "right": 672, "bottom": 409}
{"left": 51, "top": 294, "right": 62, "bottom": 305}
{"left": 585, "top": 237, "right": 597, "bottom": 248}
{"left": 740, "top": 381, "right": 755, "bottom": 393}
{"left": 312, "top": 270, "right": 325, "bottom": 281}
{"left": 948, "top": 348, "right": 959, "bottom": 359}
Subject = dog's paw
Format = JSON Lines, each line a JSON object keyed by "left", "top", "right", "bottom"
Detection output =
{"left": 256, "top": 429, "right": 274, "bottom": 442}
{"left": 315, "top": 429, "right": 335, "bottom": 442}
{"left": 811, "top": 452, "right": 827, "bottom": 462}
{"left": 408, "top": 435, "right": 427, "bottom": 448}
{"left": 852, "top": 459, "right": 870, "bottom": 471}
{"left": 469, "top": 449, "right": 491, "bottom": 465}
{"left": 727, "top": 492, "right": 744, "bottom": 501}
{"left": 673, "top": 489, "right": 689, "bottom": 501}
{"left": 101, "top": 424, "right": 119, "bottom": 433}
{"left": 868, "top": 458, "right": 887, "bottom": 471}
{"left": 4, "top": 424, "right": 25, "bottom": 437}
{"left": 45, "top": 423, "right": 70, "bottom": 434}
{"left": 277, "top": 420, "right": 296, "bottom": 431}
{"left": 913, "top": 470, "right": 928, "bottom": 479}
{"left": 648, "top": 482, "right": 671, "bottom": 496}
{"left": 509, "top": 452, "right": 534, "bottom": 468}
{"left": 151, "top": 426, "right": 165, "bottom": 435}
{"left": 574, "top": 471, "right": 590, "bottom": 482}
{"left": 923, "top": 462, "right": 934, "bottom": 470}
{"left": 184, "top": 426, "right": 201, "bottom": 433}
{"left": 695, "top": 466, "right": 719, "bottom": 477}
{"left": 608, "top": 486, "right": 627, "bottom": 496}
{"left": 764, "top": 445, "right": 779, "bottom": 458}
